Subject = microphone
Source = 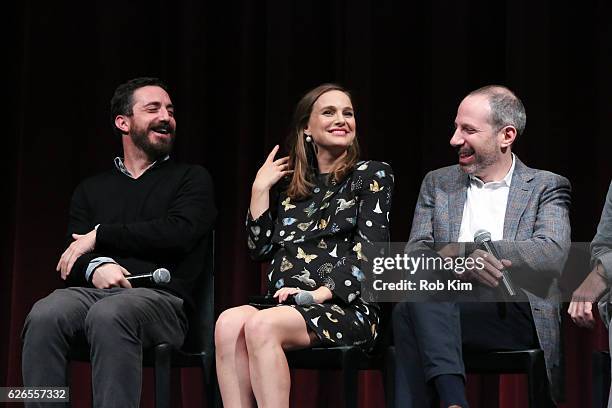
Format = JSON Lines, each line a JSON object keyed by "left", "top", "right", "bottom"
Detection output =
{"left": 473, "top": 230, "right": 516, "bottom": 297}
{"left": 293, "top": 291, "right": 315, "bottom": 305}
{"left": 126, "top": 268, "right": 171, "bottom": 284}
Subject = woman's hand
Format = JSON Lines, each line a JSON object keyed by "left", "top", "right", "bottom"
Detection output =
{"left": 252, "top": 145, "right": 292, "bottom": 193}
{"left": 273, "top": 286, "right": 333, "bottom": 304}
{"left": 273, "top": 287, "right": 301, "bottom": 303}
{"left": 250, "top": 145, "right": 292, "bottom": 219}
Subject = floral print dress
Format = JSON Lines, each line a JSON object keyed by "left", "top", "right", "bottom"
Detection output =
{"left": 246, "top": 160, "right": 393, "bottom": 350}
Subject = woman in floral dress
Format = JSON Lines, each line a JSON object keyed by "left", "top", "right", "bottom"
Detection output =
{"left": 215, "top": 83, "right": 393, "bottom": 408}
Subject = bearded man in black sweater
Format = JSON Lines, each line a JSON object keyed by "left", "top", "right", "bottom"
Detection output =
{"left": 21, "top": 77, "right": 216, "bottom": 408}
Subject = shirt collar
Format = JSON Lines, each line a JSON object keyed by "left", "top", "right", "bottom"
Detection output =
{"left": 469, "top": 153, "right": 515, "bottom": 188}
{"left": 114, "top": 155, "right": 170, "bottom": 178}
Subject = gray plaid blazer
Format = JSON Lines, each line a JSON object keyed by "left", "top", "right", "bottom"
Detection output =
{"left": 407, "top": 156, "right": 571, "bottom": 391}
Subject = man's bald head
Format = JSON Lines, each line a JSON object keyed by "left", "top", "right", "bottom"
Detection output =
{"left": 468, "top": 85, "right": 526, "bottom": 136}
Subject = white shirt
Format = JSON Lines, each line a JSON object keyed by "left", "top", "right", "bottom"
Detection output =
{"left": 457, "top": 154, "right": 515, "bottom": 242}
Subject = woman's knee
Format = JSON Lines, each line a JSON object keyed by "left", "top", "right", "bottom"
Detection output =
{"left": 243, "top": 311, "right": 280, "bottom": 350}
{"left": 244, "top": 308, "right": 306, "bottom": 350}
{"left": 215, "top": 306, "right": 254, "bottom": 349}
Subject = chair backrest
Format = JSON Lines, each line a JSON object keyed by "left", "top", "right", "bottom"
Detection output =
{"left": 181, "top": 230, "right": 215, "bottom": 353}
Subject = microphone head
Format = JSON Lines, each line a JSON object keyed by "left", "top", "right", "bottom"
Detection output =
{"left": 294, "top": 291, "right": 315, "bottom": 306}
{"left": 152, "top": 268, "right": 171, "bottom": 284}
{"left": 473, "top": 229, "right": 492, "bottom": 244}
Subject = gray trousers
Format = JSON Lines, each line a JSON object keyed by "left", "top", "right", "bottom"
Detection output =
{"left": 21, "top": 287, "right": 188, "bottom": 408}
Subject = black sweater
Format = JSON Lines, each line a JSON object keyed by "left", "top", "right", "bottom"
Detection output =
{"left": 65, "top": 159, "right": 216, "bottom": 310}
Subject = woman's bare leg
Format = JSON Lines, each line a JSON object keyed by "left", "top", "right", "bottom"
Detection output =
{"left": 244, "top": 306, "right": 317, "bottom": 408}
{"left": 215, "top": 305, "right": 259, "bottom": 408}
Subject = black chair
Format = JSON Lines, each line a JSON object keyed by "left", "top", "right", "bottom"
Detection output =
{"left": 592, "top": 351, "right": 610, "bottom": 408}
{"left": 463, "top": 349, "right": 554, "bottom": 407}
{"left": 385, "top": 347, "right": 554, "bottom": 408}
{"left": 70, "top": 232, "right": 216, "bottom": 408}
{"left": 284, "top": 303, "right": 393, "bottom": 408}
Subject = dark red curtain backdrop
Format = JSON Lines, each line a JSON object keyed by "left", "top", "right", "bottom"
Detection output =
{"left": 3, "top": 0, "right": 612, "bottom": 406}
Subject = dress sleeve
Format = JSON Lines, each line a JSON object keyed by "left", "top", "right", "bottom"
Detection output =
{"left": 246, "top": 208, "right": 277, "bottom": 261}
{"left": 328, "top": 161, "right": 394, "bottom": 303}
{"left": 246, "top": 184, "right": 283, "bottom": 261}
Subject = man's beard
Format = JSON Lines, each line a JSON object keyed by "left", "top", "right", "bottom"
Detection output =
{"left": 457, "top": 143, "right": 499, "bottom": 177}
{"left": 130, "top": 121, "right": 175, "bottom": 161}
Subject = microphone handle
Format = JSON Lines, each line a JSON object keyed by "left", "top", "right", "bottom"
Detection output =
{"left": 482, "top": 241, "right": 516, "bottom": 297}
{"left": 500, "top": 270, "right": 516, "bottom": 297}
{"left": 126, "top": 273, "right": 153, "bottom": 281}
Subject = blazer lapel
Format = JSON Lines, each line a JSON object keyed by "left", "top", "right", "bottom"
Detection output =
{"left": 503, "top": 157, "right": 535, "bottom": 239}
{"left": 449, "top": 167, "right": 469, "bottom": 241}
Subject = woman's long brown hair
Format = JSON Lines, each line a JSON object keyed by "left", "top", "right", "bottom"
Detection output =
{"left": 286, "top": 84, "right": 360, "bottom": 200}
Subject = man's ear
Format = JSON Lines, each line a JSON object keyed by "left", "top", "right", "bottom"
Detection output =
{"left": 500, "top": 126, "right": 517, "bottom": 148}
{"left": 114, "top": 115, "right": 130, "bottom": 134}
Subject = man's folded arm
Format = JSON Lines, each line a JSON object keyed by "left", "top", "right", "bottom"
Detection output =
{"left": 64, "top": 182, "right": 96, "bottom": 243}
{"left": 66, "top": 253, "right": 158, "bottom": 287}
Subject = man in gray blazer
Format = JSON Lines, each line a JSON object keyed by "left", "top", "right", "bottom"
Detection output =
{"left": 393, "top": 85, "right": 571, "bottom": 408}
{"left": 568, "top": 181, "right": 612, "bottom": 406}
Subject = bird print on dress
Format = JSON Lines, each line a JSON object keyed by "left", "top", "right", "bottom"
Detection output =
{"left": 335, "top": 198, "right": 356, "bottom": 214}
{"left": 323, "top": 190, "right": 334, "bottom": 201}
{"left": 292, "top": 268, "right": 316, "bottom": 287}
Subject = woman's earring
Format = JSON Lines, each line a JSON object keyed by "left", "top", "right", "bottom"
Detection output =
{"left": 305, "top": 134, "right": 312, "bottom": 143}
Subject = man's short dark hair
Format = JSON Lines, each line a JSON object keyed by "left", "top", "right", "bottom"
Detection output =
{"left": 469, "top": 85, "right": 527, "bottom": 136}
{"left": 110, "top": 77, "right": 169, "bottom": 135}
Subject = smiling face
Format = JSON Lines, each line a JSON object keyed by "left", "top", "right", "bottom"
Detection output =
{"left": 117, "top": 85, "right": 176, "bottom": 160}
{"left": 304, "top": 90, "right": 356, "bottom": 155}
{"left": 450, "top": 93, "right": 502, "bottom": 178}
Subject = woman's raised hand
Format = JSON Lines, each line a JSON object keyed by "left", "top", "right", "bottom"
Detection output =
{"left": 252, "top": 145, "right": 292, "bottom": 193}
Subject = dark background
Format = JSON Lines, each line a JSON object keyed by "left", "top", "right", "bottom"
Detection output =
{"left": 3, "top": 0, "right": 611, "bottom": 406}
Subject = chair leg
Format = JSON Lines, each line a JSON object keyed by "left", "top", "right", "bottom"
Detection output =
{"left": 385, "top": 347, "right": 395, "bottom": 408}
{"left": 343, "top": 350, "right": 359, "bottom": 408}
{"left": 593, "top": 352, "right": 611, "bottom": 408}
{"left": 205, "top": 357, "right": 220, "bottom": 408}
{"left": 527, "top": 353, "right": 555, "bottom": 408}
{"left": 154, "top": 344, "right": 172, "bottom": 408}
